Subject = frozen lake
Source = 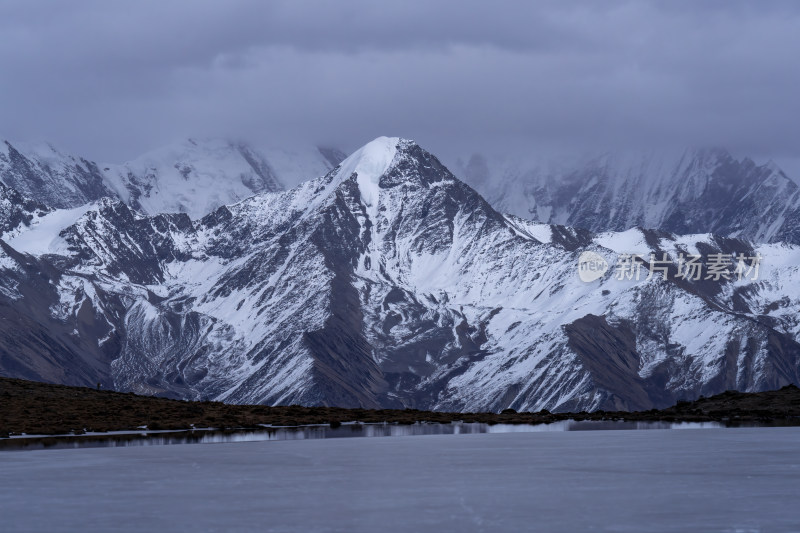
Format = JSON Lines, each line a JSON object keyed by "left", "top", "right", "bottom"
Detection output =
{"left": 2, "top": 427, "right": 799, "bottom": 532}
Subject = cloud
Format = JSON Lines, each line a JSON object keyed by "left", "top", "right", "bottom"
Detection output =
{"left": 0, "top": 0, "right": 799, "bottom": 164}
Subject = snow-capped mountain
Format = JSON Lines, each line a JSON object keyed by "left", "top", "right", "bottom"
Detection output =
{"left": 1, "top": 137, "right": 798, "bottom": 412}
{"left": 0, "top": 139, "right": 345, "bottom": 218}
{"left": 0, "top": 140, "right": 115, "bottom": 209}
{"left": 455, "top": 149, "right": 800, "bottom": 246}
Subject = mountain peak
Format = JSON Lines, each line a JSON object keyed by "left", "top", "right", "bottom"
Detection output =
{"left": 334, "top": 137, "right": 404, "bottom": 214}
{"left": 338, "top": 137, "right": 403, "bottom": 178}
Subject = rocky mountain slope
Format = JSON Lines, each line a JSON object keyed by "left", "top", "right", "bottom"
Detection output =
{"left": 456, "top": 149, "right": 800, "bottom": 245}
{"left": 0, "top": 138, "right": 799, "bottom": 412}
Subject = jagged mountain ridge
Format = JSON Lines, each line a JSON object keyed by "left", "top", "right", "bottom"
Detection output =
{"left": 0, "top": 138, "right": 799, "bottom": 412}
{"left": 0, "top": 139, "right": 345, "bottom": 218}
{"left": 455, "top": 148, "right": 800, "bottom": 245}
{"left": 0, "top": 181, "right": 50, "bottom": 236}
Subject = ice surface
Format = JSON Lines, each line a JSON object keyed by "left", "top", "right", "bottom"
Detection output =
{"left": 1, "top": 427, "right": 798, "bottom": 532}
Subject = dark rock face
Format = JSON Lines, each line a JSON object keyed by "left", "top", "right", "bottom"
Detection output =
{"left": 0, "top": 138, "right": 799, "bottom": 412}
{"left": 0, "top": 182, "right": 50, "bottom": 235}
{"left": 317, "top": 147, "right": 348, "bottom": 168}
{"left": 565, "top": 315, "right": 669, "bottom": 411}
{"left": 234, "top": 143, "right": 285, "bottom": 194}
{"left": 0, "top": 242, "right": 119, "bottom": 389}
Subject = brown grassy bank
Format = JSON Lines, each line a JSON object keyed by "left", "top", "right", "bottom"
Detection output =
{"left": 2, "top": 376, "right": 799, "bottom": 437}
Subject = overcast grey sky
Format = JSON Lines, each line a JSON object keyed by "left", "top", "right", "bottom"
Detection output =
{"left": 1, "top": 0, "right": 799, "bottom": 171}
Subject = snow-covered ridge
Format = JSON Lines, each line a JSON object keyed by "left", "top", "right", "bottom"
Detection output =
{"left": 1, "top": 137, "right": 799, "bottom": 413}
{"left": 0, "top": 137, "right": 345, "bottom": 219}
{"left": 454, "top": 148, "right": 800, "bottom": 246}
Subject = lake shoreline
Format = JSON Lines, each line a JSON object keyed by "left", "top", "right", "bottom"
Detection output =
{"left": 2, "top": 377, "right": 800, "bottom": 438}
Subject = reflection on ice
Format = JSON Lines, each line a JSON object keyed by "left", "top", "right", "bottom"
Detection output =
{"left": 1, "top": 419, "right": 723, "bottom": 451}
{"left": 489, "top": 420, "right": 725, "bottom": 432}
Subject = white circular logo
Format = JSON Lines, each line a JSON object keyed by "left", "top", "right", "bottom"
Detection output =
{"left": 578, "top": 251, "right": 608, "bottom": 282}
